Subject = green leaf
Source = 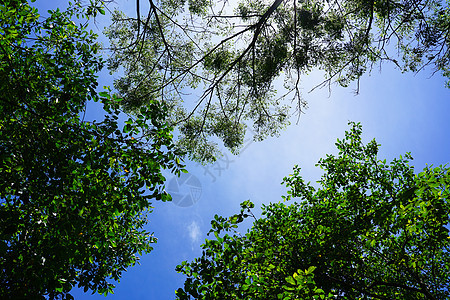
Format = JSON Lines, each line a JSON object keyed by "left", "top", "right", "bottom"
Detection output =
{"left": 99, "top": 91, "right": 110, "bottom": 98}
{"left": 285, "top": 276, "right": 295, "bottom": 285}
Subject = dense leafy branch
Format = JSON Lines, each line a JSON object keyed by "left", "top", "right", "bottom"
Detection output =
{"left": 0, "top": 1, "right": 184, "bottom": 298}
{"left": 176, "top": 122, "right": 450, "bottom": 299}
{"left": 105, "top": 0, "right": 449, "bottom": 163}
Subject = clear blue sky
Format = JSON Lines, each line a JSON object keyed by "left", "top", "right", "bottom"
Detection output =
{"left": 35, "top": 1, "right": 450, "bottom": 299}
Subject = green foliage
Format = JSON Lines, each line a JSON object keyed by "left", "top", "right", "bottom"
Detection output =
{"left": 176, "top": 122, "right": 450, "bottom": 299}
{"left": 104, "top": 0, "right": 449, "bottom": 163}
{"left": 0, "top": 1, "right": 183, "bottom": 298}
{"left": 279, "top": 267, "right": 334, "bottom": 300}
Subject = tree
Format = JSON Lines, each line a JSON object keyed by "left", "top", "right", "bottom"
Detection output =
{"left": 176, "top": 122, "right": 450, "bottom": 299}
{"left": 104, "top": 0, "right": 449, "bottom": 162}
{"left": 0, "top": 1, "right": 183, "bottom": 298}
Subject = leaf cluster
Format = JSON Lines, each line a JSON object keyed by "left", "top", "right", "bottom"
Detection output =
{"left": 103, "top": 0, "right": 449, "bottom": 163}
{"left": 176, "top": 122, "right": 450, "bottom": 299}
{"left": 0, "top": 1, "right": 184, "bottom": 298}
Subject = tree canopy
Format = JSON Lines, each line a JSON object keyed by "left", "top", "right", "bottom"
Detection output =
{"left": 105, "top": 0, "right": 449, "bottom": 162}
{"left": 0, "top": 0, "right": 183, "bottom": 298}
{"left": 176, "top": 122, "right": 450, "bottom": 299}
{"left": 2, "top": 0, "right": 449, "bottom": 298}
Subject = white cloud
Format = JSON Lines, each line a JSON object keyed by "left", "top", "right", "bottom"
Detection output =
{"left": 187, "top": 220, "right": 201, "bottom": 246}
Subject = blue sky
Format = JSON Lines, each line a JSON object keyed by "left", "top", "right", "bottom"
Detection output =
{"left": 34, "top": 0, "right": 450, "bottom": 299}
